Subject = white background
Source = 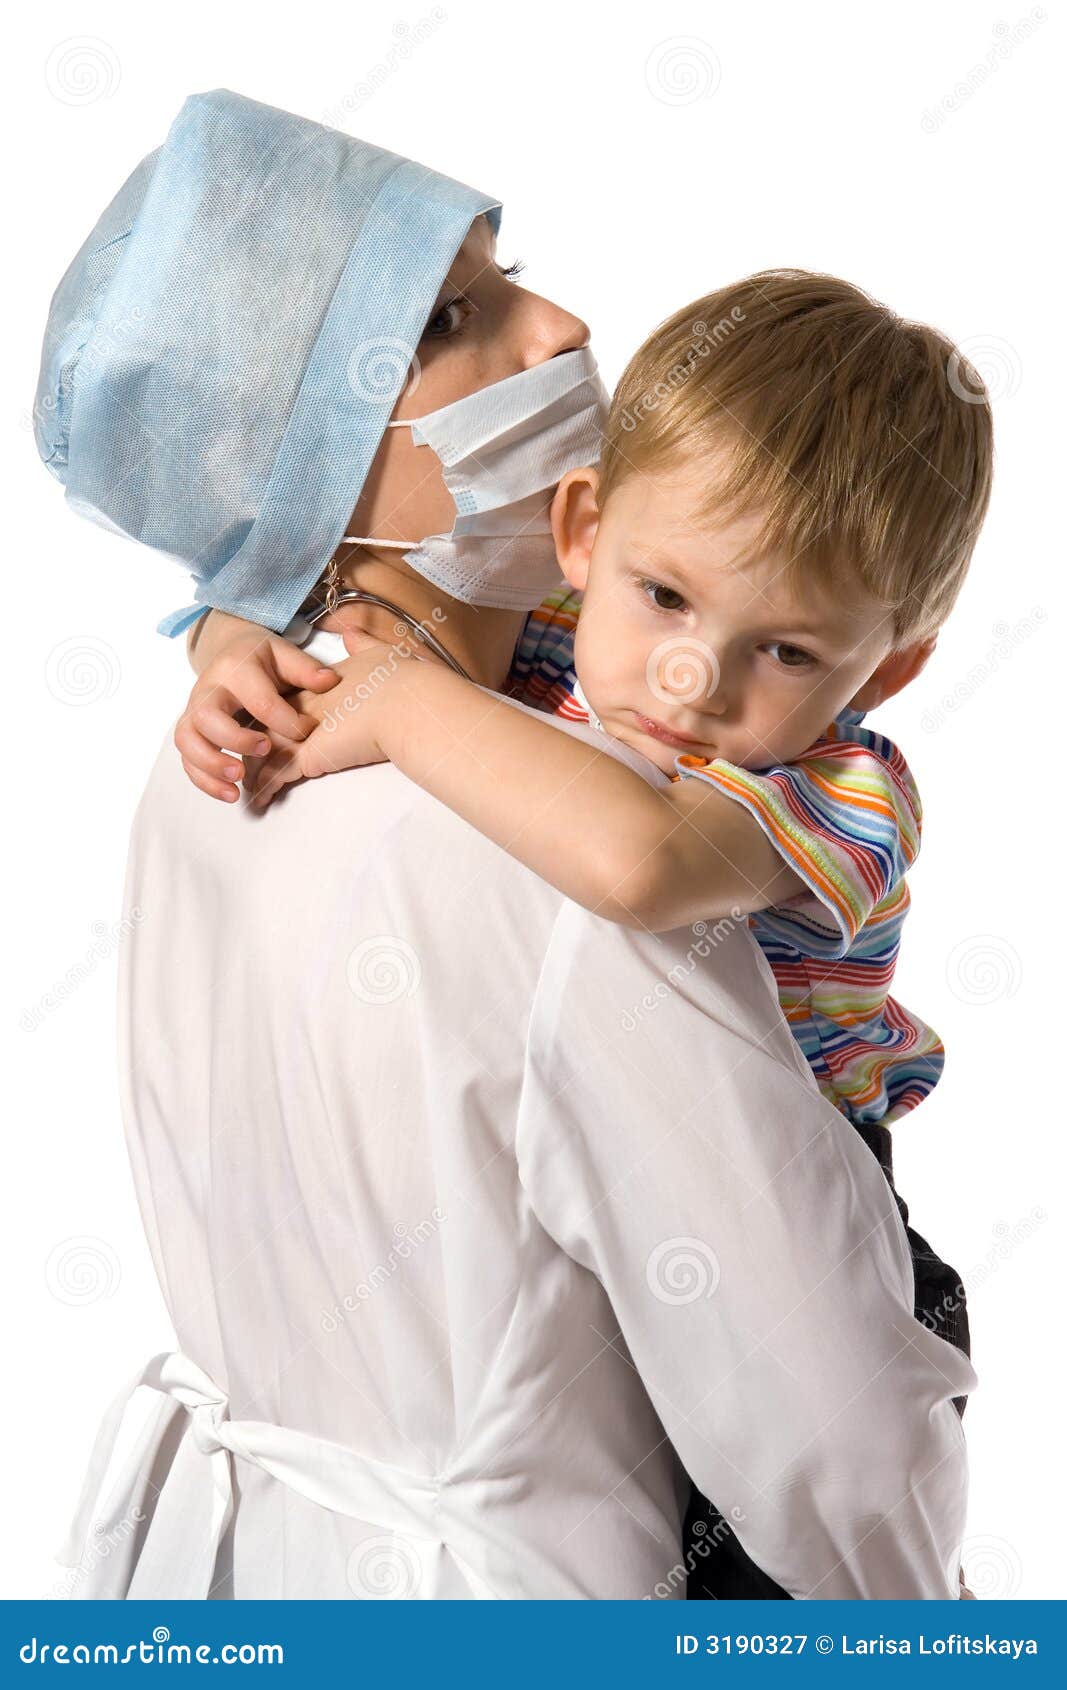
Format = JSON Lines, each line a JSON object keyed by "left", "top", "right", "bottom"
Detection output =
{"left": 4, "top": 0, "right": 1061, "bottom": 1599}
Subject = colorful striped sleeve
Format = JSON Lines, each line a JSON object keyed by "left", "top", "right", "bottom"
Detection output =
{"left": 673, "top": 713, "right": 923, "bottom": 962}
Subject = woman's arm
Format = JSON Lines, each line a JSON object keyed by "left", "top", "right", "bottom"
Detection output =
{"left": 266, "top": 645, "right": 803, "bottom": 931}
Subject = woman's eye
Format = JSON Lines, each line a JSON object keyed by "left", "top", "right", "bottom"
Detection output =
{"left": 421, "top": 263, "right": 522, "bottom": 341}
{"left": 639, "top": 578, "right": 687, "bottom": 612}
{"left": 766, "top": 641, "right": 817, "bottom": 670}
{"left": 422, "top": 296, "right": 472, "bottom": 340}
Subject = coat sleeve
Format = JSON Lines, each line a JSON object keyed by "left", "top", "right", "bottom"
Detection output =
{"left": 515, "top": 903, "right": 975, "bottom": 1599}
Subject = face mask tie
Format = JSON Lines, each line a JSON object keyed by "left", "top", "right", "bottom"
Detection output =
{"left": 334, "top": 347, "right": 608, "bottom": 612}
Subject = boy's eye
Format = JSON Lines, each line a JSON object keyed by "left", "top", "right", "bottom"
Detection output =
{"left": 765, "top": 641, "right": 817, "bottom": 670}
{"left": 639, "top": 577, "right": 687, "bottom": 612}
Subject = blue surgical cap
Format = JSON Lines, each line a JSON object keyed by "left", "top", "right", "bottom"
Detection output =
{"left": 33, "top": 89, "right": 502, "bottom": 637}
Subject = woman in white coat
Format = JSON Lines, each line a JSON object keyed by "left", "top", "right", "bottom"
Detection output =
{"left": 34, "top": 89, "right": 974, "bottom": 1600}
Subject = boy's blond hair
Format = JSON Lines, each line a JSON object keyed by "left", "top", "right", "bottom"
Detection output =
{"left": 597, "top": 270, "right": 993, "bottom": 645}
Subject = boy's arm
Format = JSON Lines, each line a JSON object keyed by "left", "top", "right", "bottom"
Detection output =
{"left": 285, "top": 652, "right": 803, "bottom": 930}
{"left": 177, "top": 609, "right": 340, "bottom": 802}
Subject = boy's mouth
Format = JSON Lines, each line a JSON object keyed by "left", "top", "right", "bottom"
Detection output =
{"left": 631, "top": 712, "right": 711, "bottom": 752}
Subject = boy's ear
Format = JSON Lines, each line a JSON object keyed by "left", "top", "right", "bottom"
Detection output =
{"left": 850, "top": 636, "right": 937, "bottom": 711}
{"left": 550, "top": 466, "right": 601, "bottom": 592}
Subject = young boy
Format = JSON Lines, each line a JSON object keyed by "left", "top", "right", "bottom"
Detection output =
{"left": 181, "top": 270, "right": 991, "bottom": 1595}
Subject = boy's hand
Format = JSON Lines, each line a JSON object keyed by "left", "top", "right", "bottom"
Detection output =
{"left": 246, "top": 626, "right": 416, "bottom": 811}
{"left": 174, "top": 628, "right": 341, "bottom": 802}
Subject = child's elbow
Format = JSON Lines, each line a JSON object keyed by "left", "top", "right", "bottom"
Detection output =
{"left": 588, "top": 845, "right": 687, "bottom": 932}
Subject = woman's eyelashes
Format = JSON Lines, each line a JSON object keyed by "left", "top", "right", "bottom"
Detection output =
{"left": 421, "top": 261, "right": 526, "bottom": 341}
{"left": 423, "top": 295, "right": 474, "bottom": 340}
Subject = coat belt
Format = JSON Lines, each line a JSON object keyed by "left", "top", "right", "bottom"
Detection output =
{"left": 56, "top": 1349, "right": 494, "bottom": 1599}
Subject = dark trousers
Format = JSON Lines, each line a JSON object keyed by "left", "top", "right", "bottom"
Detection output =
{"left": 684, "top": 1118, "right": 971, "bottom": 1600}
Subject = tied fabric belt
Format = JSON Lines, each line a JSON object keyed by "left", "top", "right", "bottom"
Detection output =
{"left": 56, "top": 1350, "right": 495, "bottom": 1599}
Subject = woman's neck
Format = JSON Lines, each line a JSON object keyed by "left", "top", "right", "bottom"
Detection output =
{"left": 315, "top": 551, "right": 527, "bottom": 693}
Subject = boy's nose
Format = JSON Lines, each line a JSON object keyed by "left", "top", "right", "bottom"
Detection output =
{"left": 696, "top": 675, "right": 732, "bottom": 717}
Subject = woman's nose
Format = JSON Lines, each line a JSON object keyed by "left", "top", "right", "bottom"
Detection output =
{"left": 515, "top": 288, "right": 591, "bottom": 368}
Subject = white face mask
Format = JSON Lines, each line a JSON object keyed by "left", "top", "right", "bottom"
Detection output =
{"left": 342, "top": 346, "right": 609, "bottom": 610}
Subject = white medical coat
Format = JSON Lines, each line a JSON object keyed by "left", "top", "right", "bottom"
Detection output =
{"left": 56, "top": 646, "right": 975, "bottom": 1600}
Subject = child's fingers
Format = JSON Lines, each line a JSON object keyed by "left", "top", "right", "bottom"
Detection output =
{"left": 174, "top": 709, "right": 267, "bottom": 774}
{"left": 176, "top": 721, "right": 251, "bottom": 786}
{"left": 249, "top": 753, "right": 303, "bottom": 812}
{"left": 341, "top": 626, "right": 388, "bottom": 655}
{"left": 296, "top": 736, "right": 344, "bottom": 780}
{"left": 270, "top": 639, "right": 341, "bottom": 691}
{"left": 177, "top": 706, "right": 270, "bottom": 765}
{"left": 178, "top": 756, "right": 242, "bottom": 804}
{"left": 209, "top": 669, "right": 313, "bottom": 742}
{"left": 242, "top": 732, "right": 302, "bottom": 793}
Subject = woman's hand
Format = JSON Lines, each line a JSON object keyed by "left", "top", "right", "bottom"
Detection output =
{"left": 174, "top": 628, "right": 341, "bottom": 802}
{"left": 245, "top": 626, "right": 419, "bottom": 811}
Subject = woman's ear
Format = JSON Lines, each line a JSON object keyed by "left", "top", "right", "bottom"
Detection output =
{"left": 550, "top": 466, "right": 601, "bottom": 592}
{"left": 850, "top": 636, "right": 938, "bottom": 712}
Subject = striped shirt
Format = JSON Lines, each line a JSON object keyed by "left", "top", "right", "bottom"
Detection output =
{"left": 506, "top": 587, "right": 944, "bottom": 1131}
